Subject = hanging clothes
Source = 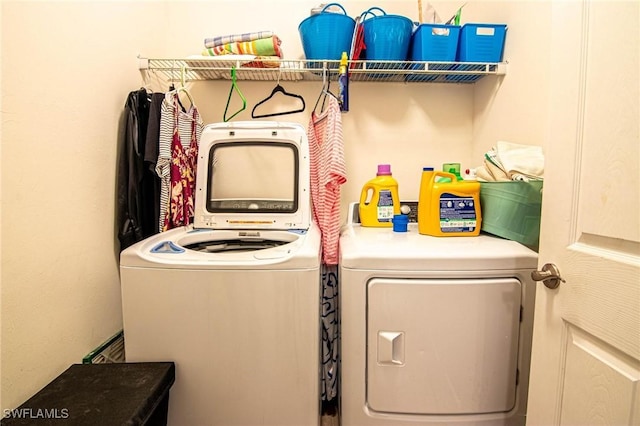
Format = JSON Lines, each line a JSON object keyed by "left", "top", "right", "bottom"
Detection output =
{"left": 307, "top": 95, "right": 346, "bottom": 404}
{"left": 320, "top": 264, "right": 339, "bottom": 406}
{"left": 141, "top": 92, "right": 165, "bottom": 237}
{"left": 156, "top": 92, "right": 203, "bottom": 232}
{"left": 308, "top": 95, "right": 347, "bottom": 265}
{"left": 117, "top": 88, "right": 150, "bottom": 250}
{"left": 118, "top": 89, "right": 167, "bottom": 250}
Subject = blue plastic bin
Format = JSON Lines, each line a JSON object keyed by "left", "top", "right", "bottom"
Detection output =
{"left": 457, "top": 23, "right": 507, "bottom": 62}
{"left": 410, "top": 24, "right": 461, "bottom": 61}
{"left": 361, "top": 7, "right": 413, "bottom": 60}
{"left": 407, "top": 23, "right": 460, "bottom": 82}
{"left": 299, "top": 3, "right": 355, "bottom": 62}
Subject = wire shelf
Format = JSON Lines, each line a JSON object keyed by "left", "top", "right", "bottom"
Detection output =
{"left": 139, "top": 57, "right": 507, "bottom": 84}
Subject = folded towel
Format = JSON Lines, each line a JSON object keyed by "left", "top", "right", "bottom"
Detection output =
{"left": 202, "top": 36, "right": 283, "bottom": 57}
{"left": 243, "top": 56, "right": 282, "bottom": 68}
{"left": 495, "top": 141, "right": 544, "bottom": 180}
{"left": 474, "top": 164, "right": 495, "bottom": 182}
{"left": 483, "top": 158, "right": 511, "bottom": 181}
{"left": 204, "top": 31, "right": 274, "bottom": 49}
{"left": 475, "top": 141, "right": 544, "bottom": 182}
{"left": 484, "top": 147, "right": 505, "bottom": 171}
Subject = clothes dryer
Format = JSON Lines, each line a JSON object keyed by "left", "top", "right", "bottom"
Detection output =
{"left": 120, "top": 121, "right": 321, "bottom": 426}
{"left": 339, "top": 202, "right": 537, "bottom": 426}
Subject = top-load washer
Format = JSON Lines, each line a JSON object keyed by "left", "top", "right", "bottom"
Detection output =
{"left": 339, "top": 202, "right": 538, "bottom": 426}
{"left": 120, "top": 121, "right": 321, "bottom": 426}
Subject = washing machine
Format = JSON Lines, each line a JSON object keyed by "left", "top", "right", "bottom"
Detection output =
{"left": 339, "top": 202, "right": 538, "bottom": 426}
{"left": 120, "top": 121, "right": 321, "bottom": 426}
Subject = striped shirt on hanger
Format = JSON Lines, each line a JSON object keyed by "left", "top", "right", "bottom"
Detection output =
{"left": 307, "top": 95, "right": 347, "bottom": 265}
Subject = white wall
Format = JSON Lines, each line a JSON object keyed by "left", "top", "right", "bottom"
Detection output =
{"left": 471, "top": 1, "right": 551, "bottom": 159}
{"left": 0, "top": 0, "right": 3, "bottom": 410}
{"left": 0, "top": 0, "right": 166, "bottom": 411}
{"left": 1, "top": 0, "right": 549, "bottom": 411}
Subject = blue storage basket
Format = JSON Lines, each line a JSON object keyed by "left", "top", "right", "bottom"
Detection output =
{"left": 406, "top": 24, "right": 460, "bottom": 82}
{"left": 457, "top": 23, "right": 507, "bottom": 62}
{"left": 410, "top": 24, "right": 461, "bottom": 61}
{"left": 361, "top": 7, "right": 413, "bottom": 60}
{"left": 298, "top": 3, "right": 355, "bottom": 61}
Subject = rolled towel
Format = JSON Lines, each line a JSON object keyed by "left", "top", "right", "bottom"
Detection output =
{"left": 202, "top": 35, "right": 283, "bottom": 57}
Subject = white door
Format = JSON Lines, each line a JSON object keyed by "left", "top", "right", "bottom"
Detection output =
{"left": 526, "top": 1, "right": 640, "bottom": 425}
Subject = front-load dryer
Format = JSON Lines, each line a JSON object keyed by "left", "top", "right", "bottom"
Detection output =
{"left": 339, "top": 202, "right": 538, "bottom": 426}
{"left": 120, "top": 121, "right": 321, "bottom": 426}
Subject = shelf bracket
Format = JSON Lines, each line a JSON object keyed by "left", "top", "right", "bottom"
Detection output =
{"left": 496, "top": 61, "right": 508, "bottom": 75}
{"left": 137, "top": 55, "right": 149, "bottom": 71}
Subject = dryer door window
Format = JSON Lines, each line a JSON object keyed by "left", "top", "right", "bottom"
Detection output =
{"left": 366, "top": 277, "right": 522, "bottom": 415}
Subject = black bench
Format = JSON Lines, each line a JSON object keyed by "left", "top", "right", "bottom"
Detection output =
{"left": 2, "top": 362, "right": 175, "bottom": 425}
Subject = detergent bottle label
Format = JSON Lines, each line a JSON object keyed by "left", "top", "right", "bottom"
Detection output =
{"left": 377, "top": 190, "right": 395, "bottom": 222}
{"left": 439, "top": 193, "right": 477, "bottom": 233}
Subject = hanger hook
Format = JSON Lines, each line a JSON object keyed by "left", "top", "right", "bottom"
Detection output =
{"left": 181, "top": 65, "right": 186, "bottom": 87}
{"left": 171, "top": 60, "right": 177, "bottom": 86}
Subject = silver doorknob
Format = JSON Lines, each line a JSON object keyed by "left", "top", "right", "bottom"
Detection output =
{"left": 531, "top": 263, "right": 565, "bottom": 289}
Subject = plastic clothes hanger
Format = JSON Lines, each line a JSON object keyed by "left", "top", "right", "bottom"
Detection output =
{"left": 224, "top": 67, "right": 247, "bottom": 122}
{"left": 175, "top": 66, "right": 195, "bottom": 107}
{"left": 169, "top": 63, "right": 190, "bottom": 112}
{"left": 313, "top": 67, "right": 341, "bottom": 115}
{"left": 140, "top": 83, "right": 153, "bottom": 102}
{"left": 251, "top": 73, "right": 305, "bottom": 118}
{"left": 173, "top": 86, "right": 194, "bottom": 110}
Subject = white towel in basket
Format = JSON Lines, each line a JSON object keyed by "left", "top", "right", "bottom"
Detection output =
{"left": 475, "top": 141, "right": 544, "bottom": 182}
{"left": 495, "top": 141, "right": 544, "bottom": 180}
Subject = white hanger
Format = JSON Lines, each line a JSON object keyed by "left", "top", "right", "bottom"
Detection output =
{"left": 169, "top": 62, "right": 195, "bottom": 109}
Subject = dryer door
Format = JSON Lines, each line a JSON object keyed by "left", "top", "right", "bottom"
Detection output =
{"left": 367, "top": 277, "right": 521, "bottom": 415}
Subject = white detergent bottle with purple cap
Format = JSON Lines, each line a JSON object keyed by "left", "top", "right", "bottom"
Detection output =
{"left": 359, "top": 164, "right": 400, "bottom": 227}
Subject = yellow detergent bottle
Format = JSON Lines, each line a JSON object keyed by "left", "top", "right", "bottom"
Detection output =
{"left": 418, "top": 168, "right": 481, "bottom": 236}
{"left": 359, "top": 164, "right": 400, "bottom": 227}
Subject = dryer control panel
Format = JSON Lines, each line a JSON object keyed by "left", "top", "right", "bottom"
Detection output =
{"left": 349, "top": 201, "right": 419, "bottom": 224}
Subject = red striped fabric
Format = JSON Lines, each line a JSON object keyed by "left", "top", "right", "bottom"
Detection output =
{"left": 307, "top": 96, "right": 347, "bottom": 265}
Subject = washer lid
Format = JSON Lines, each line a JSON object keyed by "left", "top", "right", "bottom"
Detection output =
{"left": 193, "top": 121, "right": 311, "bottom": 231}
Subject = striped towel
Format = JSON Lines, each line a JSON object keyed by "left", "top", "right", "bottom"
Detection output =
{"left": 204, "top": 31, "right": 273, "bottom": 49}
{"left": 243, "top": 56, "right": 282, "bottom": 68}
{"left": 202, "top": 36, "right": 282, "bottom": 57}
